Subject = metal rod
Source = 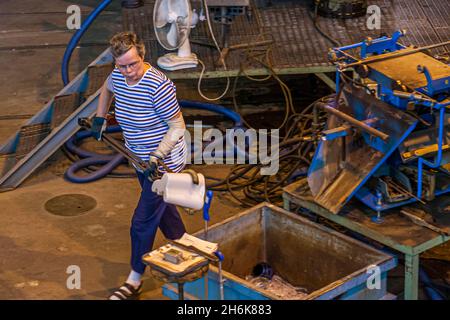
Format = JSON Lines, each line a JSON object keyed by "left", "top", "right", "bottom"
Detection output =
{"left": 102, "top": 132, "right": 173, "bottom": 173}
{"left": 227, "top": 40, "right": 273, "bottom": 50}
{"left": 78, "top": 117, "right": 148, "bottom": 170}
{"left": 342, "top": 40, "right": 450, "bottom": 69}
{"left": 178, "top": 283, "right": 184, "bottom": 300}
{"left": 401, "top": 210, "right": 449, "bottom": 236}
{"left": 382, "top": 177, "right": 426, "bottom": 205}
{"left": 204, "top": 218, "right": 209, "bottom": 300}
{"left": 218, "top": 260, "right": 224, "bottom": 300}
{"left": 317, "top": 102, "right": 390, "bottom": 141}
{"left": 102, "top": 133, "right": 148, "bottom": 170}
{"left": 204, "top": 271, "right": 209, "bottom": 300}
{"left": 334, "top": 47, "right": 360, "bottom": 62}
{"left": 79, "top": 117, "right": 174, "bottom": 174}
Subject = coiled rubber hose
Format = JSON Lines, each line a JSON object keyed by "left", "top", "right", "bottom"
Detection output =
{"left": 64, "top": 125, "right": 129, "bottom": 183}
{"left": 62, "top": 0, "right": 112, "bottom": 85}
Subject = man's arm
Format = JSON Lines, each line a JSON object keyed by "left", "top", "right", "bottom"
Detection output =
{"left": 153, "top": 112, "right": 186, "bottom": 159}
{"left": 91, "top": 76, "right": 114, "bottom": 140}
{"left": 152, "top": 80, "right": 186, "bottom": 159}
{"left": 96, "top": 76, "right": 114, "bottom": 117}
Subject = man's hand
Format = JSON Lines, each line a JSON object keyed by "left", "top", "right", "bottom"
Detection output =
{"left": 146, "top": 151, "right": 164, "bottom": 181}
{"left": 91, "top": 116, "right": 107, "bottom": 141}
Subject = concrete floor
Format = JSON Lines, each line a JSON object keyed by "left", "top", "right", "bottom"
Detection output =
{"left": 0, "top": 156, "right": 243, "bottom": 299}
{"left": 0, "top": 0, "right": 247, "bottom": 299}
{"left": 1, "top": 1, "right": 448, "bottom": 301}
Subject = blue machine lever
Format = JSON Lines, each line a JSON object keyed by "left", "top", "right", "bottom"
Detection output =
{"left": 203, "top": 190, "right": 213, "bottom": 241}
{"left": 203, "top": 190, "right": 213, "bottom": 222}
{"left": 214, "top": 250, "right": 224, "bottom": 262}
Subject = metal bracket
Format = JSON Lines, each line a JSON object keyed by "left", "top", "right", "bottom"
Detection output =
{"left": 417, "top": 65, "right": 436, "bottom": 95}
{"left": 315, "top": 73, "right": 336, "bottom": 91}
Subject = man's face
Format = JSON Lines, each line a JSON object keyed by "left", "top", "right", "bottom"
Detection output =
{"left": 115, "top": 46, "right": 145, "bottom": 82}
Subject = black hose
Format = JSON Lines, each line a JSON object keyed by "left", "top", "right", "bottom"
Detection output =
{"left": 203, "top": 94, "right": 333, "bottom": 207}
{"left": 308, "top": 3, "right": 342, "bottom": 47}
{"left": 63, "top": 126, "right": 136, "bottom": 182}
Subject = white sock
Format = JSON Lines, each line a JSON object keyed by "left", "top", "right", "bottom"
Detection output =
{"left": 126, "top": 270, "right": 142, "bottom": 288}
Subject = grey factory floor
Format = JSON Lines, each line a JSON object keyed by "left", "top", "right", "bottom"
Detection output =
{"left": 0, "top": 0, "right": 248, "bottom": 299}
{"left": 0, "top": 1, "right": 448, "bottom": 300}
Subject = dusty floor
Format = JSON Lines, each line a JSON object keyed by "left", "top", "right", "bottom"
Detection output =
{"left": 0, "top": 0, "right": 245, "bottom": 299}
{"left": 0, "top": 156, "right": 244, "bottom": 299}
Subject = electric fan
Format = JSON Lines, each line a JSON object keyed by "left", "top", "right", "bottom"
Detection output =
{"left": 153, "top": 0, "right": 199, "bottom": 70}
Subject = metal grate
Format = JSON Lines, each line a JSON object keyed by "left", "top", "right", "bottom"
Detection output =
{"left": 123, "top": 0, "right": 264, "bottom": 68}
{"left": 15, "top": 123, "right": 51, "bottom": 161}
{"left": 83, "top": 63, "right": 115, "bottom": 98}
{"left": 51, "top": 93, "right": 80, "bottom": 130}
{"left": 122, "top": 0, "right": 450, "bottom": 77}
{"left": 0, "top": 153, "right": 16, "bottom": 177}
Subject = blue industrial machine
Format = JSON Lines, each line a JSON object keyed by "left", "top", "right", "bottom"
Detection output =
{"left": 307, "top": 31, "right": 450, "bottom": 215}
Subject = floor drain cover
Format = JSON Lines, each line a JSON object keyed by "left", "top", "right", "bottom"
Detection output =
{"left": 45, "top": 194, "right": 97, "bottom": 216}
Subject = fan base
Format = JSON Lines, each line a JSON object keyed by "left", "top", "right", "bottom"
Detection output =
{"left": 157, "top": 53, "right": 198, "bottom": 71}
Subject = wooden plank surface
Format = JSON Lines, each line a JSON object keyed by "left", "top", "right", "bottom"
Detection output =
{"left": 283, "top": 179, "right": 450, "bottom": 253}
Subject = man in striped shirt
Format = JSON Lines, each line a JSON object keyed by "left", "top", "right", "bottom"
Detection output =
{"left": 93, "top": 31, "right": 188, "bottom": 300}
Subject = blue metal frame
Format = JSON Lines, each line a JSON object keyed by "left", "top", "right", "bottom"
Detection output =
{"left": 313, "top": 31, "right": 450, "bottom": 212}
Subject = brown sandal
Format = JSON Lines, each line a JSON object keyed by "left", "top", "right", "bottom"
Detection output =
{"left": 108, "top": 282, "right": 142, "bottom": 300}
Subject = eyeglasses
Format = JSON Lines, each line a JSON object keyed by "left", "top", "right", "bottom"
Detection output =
{"left": 116, "top": 61, "right": 140, "bottom": 71}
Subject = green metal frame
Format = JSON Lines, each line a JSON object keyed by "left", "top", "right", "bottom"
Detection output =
{"left": 165, "top": 66, "right": 336, "bottom": 80}
{"left": 282, "top": 181, "right": 450, "bottom": 300}
{"left": 314, "top": 72, "right": 337, "bottom": 91}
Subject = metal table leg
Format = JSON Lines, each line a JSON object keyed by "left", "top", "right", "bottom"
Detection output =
{"left": 404, "top": 254, "right": 419, "bottom": 300}
{"left": 283, "top": 197, "right": 290, "bottom": 211}
{"left": 204, "top": 271, "right": 209, "bottom": 300}
{"left": 178, "top": 282, "right": 184, "bottom": 300}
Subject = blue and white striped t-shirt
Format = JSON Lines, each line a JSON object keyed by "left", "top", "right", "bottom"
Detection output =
{"left": 107, "top": 64, "right": 187, "bottom": 173}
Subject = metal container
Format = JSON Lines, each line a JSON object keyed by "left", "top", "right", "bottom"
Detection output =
{"left": 162, "top": 203, "right": 397, "bottom": 300}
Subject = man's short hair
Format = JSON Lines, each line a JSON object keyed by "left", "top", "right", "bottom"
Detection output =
{"left": 109, "top": 31, "right": 146, "bottom": 59}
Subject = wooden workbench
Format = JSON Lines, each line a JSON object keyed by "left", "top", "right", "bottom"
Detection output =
{"left": 282, "top": 179, "right": 450, "bottom": 300}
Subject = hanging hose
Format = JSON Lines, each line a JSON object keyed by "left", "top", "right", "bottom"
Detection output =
{"left": 61, "top": 0, "right": 113, "bottom": 85}
{"left": 196, "top": 0, "right": 231, "bottom": 101}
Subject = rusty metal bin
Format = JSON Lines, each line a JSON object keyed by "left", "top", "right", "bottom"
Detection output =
{"left": 162, "top": 203, "right": 397, "bottom": 300}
